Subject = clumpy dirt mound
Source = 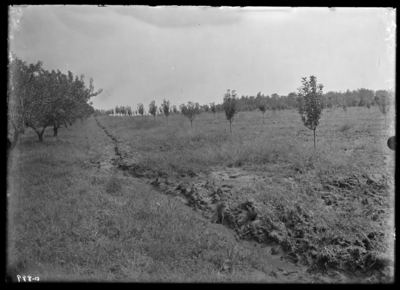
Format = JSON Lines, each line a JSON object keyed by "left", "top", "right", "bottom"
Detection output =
{"left": 147, "top": 167, "right": 394, "bottom": 282}
{"left": 150, "top": 178, "right": 234, "bottom": 219}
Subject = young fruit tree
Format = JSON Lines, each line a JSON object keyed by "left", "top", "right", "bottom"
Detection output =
{"left": 210, "top": 102, "right": 217, "bottom": 119}
{"left": 181, "top": 102, "right": 201, "bottom": 128}
{"left": 258, "top": 102, "right": 267, "bottom": 124}
{"left": 223, "top": 89, "right": 238, "bottom": 136}
{"left": 137, "top": 103, "right": 144, "bottom": 117}
{"left": 297, "top": 76, "right": 324, "bottom": 149}
{"left": 162, "top": 99, "right": 171, "bottom": 124}
{"left": 149, "top": 100, "right": 157, "bottom": 120}
{"left": 366, "top": 102, "right": 371, "bottom": 116}
{"left": 378, "top": 95, "right": 390, "bottom": 128}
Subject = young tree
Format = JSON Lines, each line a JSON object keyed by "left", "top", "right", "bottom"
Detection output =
{"left": 343, "top": 104, "right": 347, "bottom": 119}
{"left": 210, "top": 102, "right": 217, "bottom": 119}
{"left": 223, "top": 89, "right": 238, "bottom": 135}
{"left": 149, "top": 100, "right": 157, "bottom": 120}
{"left": 378, "top": 95, "right": 390, "bottom": 128}
{"left": 181, "top": 102, "right": 201, "bottom": 128}
{"left": 137, "top": 103, "right": 144, "bottom": 117}
{"left": 258, "top": 102, "right": 267, "bottom": 124}
{"left": 366, "top": 102, "right": 371, "bottom": 113}
{"left": 162, "top": 99, "right": 171, "bottom": 124}
{"left": 297, "top": 76, "right": 324, "bottom": 149}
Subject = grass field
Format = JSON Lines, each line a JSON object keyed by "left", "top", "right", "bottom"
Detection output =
{"left": 7, "top": 106, "right": 395, "bottom": 282}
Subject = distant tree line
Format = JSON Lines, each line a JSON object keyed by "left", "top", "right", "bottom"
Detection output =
{"left": 96, "top": 102, "right": 181, "bottom": 117}
{"left": 96, "top": 89, "right": 393, "bottom": 119}
{"left": 8, "top": 53, "right": 102, "bottom": 151}
{"left": 213, "top": 88, "right": 393, "bottom": 112}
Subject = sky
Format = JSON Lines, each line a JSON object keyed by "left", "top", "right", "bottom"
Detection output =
{"left": 9, "top": 6, "right": 396, "bottom": 111}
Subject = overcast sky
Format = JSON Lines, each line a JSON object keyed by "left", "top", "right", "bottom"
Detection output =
{"left": 9, "top": 6, "right": 395, "bottom": 110}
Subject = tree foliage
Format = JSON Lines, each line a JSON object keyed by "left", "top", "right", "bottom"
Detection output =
{"left": 8, "top": 53, "right": 101, "bottom": 144}
{"left": 223, "top": 89, "right": 238, "bottom": 135}
{"left": 297, "top": 76, "right": 324, "bottom": 148}
{"left": 181, "top": 102, "right": 201, "bottom": 128}
{"left": 258, "top": 101, "right": 267, "bottom": 124}
{"left": 162, "top": 99, "right": 171, "bottom": 124}
{"left": 149, "top": 100, "right": 157, "bottom": 120}
{"left": 137, "top": 103, "right": 144, "bottom": 117}
{"left": 210, "top": 102, "right": 217, "bottom": 119}
{"left": 378, "top": 94, "right": 391, "bottom": 128}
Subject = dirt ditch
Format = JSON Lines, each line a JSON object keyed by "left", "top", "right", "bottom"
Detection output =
{"left": 93, "top": 117, "right": 393, "bottom": 283}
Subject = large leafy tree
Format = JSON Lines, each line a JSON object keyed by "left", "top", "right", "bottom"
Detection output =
{"left": 47, "top": 71, "right": 102, "bottom": 137}
{"left": 8, "top": 53, "right": 102, "bottom": 144}
{"left": 8, "top": 53, "right": 44, "bottom": 150}
{"left": 297, "top": 76, "right": 324, "bottom": 149}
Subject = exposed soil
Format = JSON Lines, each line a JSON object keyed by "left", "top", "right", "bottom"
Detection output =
{"left": 93, "top": 117, "right": 393, "bottom": 283}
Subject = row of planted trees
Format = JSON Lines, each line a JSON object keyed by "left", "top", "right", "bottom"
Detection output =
{"left": 96, "top": 77, "right": 393, "bottom": 147}
{"left": 220, "top": 77, "right": 393, "bottom": 147}
{"left": 99, "top": 100, "right": 202, "bottom": 125}
{"left": 7, "top": 53, "right": 102, "bottom": 152}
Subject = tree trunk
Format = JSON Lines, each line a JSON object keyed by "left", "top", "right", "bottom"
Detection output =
{"left": 38, "top": 131, "right": 44, "bottom": 142}
{"left": 230, "top": 121, "right": 232, "bottom": 136}
{"left": 36, "top": 127, "right": 47, "bottom": 142}
{"left": 9, "top": 121, "right": 20, "bottom": 153}
{"left": 53, "top": 126, "right": 59, "bottom": 137}
{"left": 262, "top": 113, "right": 265, "bottom": 124}
{"left": 27, "top": 123, "right": 47, "bottom": 142}
{"left": 190, "top": 120, "right": 193, "bottom": 128}
{"left": 313, "top": 129, "right": 316, "bottom": 149}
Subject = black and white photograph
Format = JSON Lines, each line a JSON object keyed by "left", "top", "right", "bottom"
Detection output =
{"left": 7, "top": 6, "right": 395, "bottom": 283}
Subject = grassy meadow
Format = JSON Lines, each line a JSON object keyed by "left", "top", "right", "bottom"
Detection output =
{"left": 7, "top": 105, "right": 395, "bottom": 282}
{"left": 7, "top": 119, "right": 262, "bottom": 282}
{"left": 97, "top": 106, "right": 395, "bottom": 276}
